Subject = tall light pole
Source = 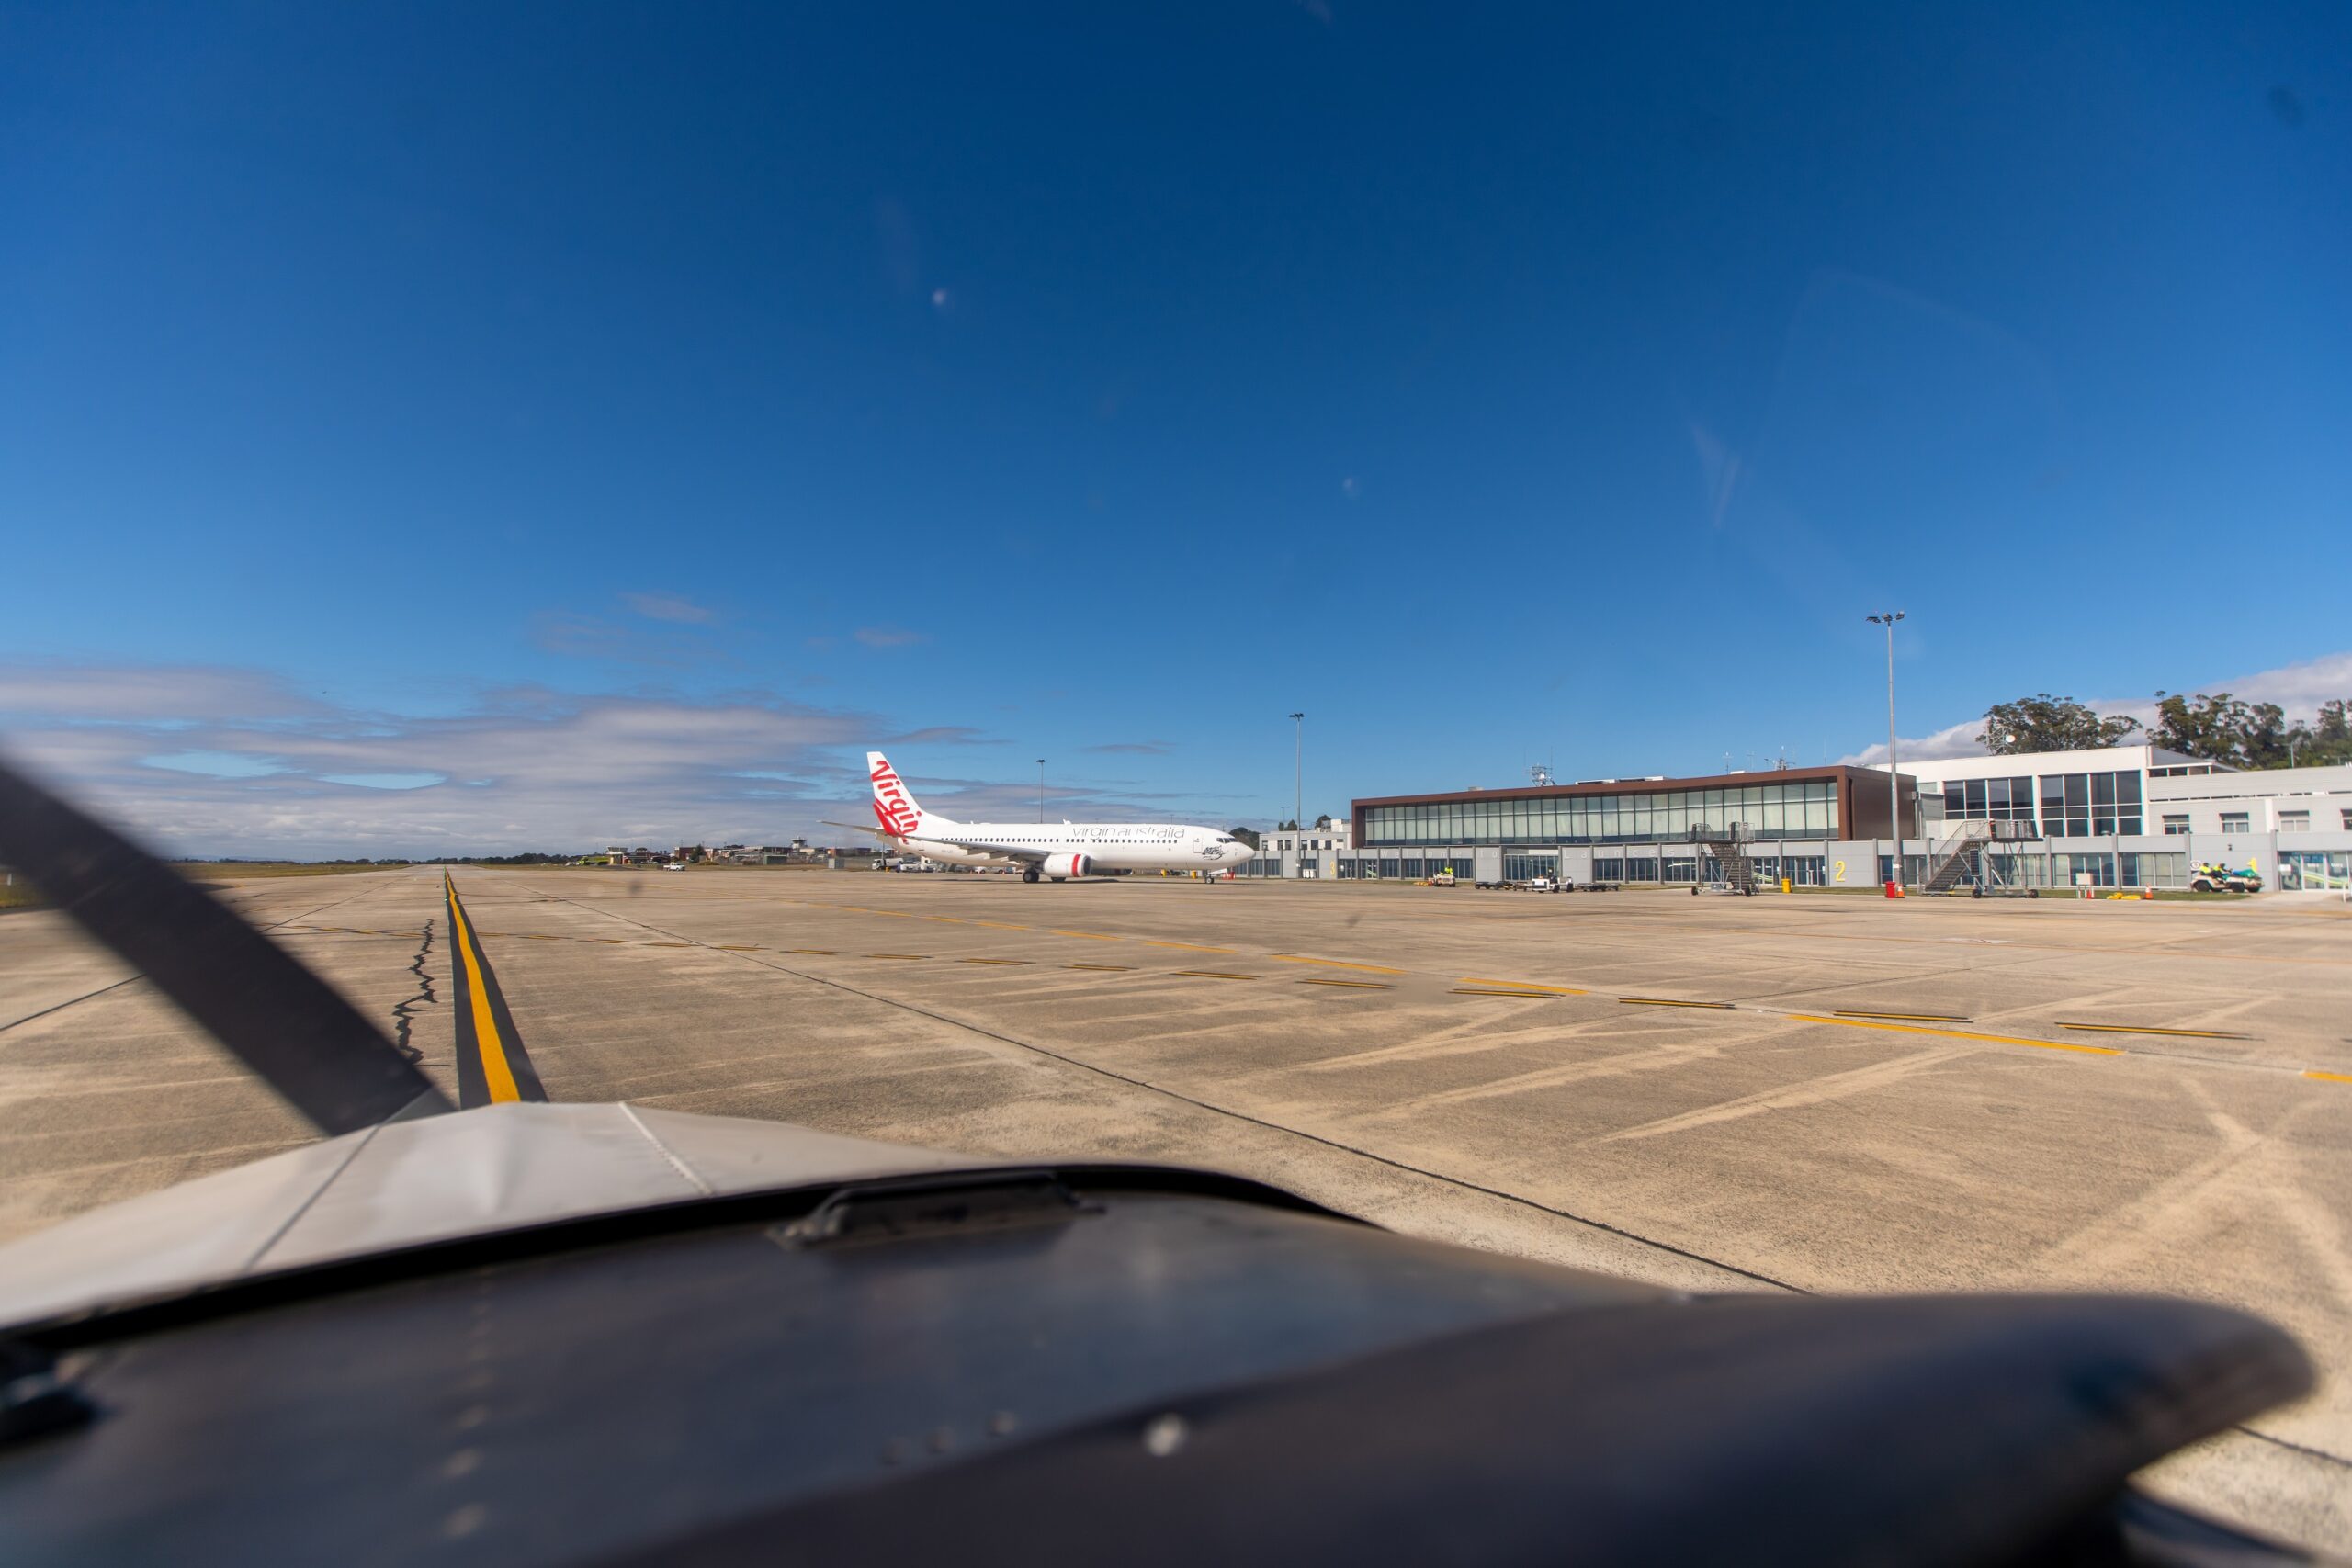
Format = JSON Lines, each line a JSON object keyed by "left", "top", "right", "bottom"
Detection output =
{"left": 1035, "top": 759, "right": 1046, "bottom": 824}
{"left": 1288, "top": 713, "right": 1305, "bottom": 832}
{"left": 1866, "top": 612, "right": 1905, "bottom": 888}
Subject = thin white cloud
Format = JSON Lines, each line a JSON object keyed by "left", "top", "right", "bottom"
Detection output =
{"left": 143, "top": 750, "right": 287, "bottom": 779}
{"left": 531, "top": 609, "right": 729, "bottom": 669}
{"left": 883, "top": 726, "right": 996, "bottom": 746}
{"left": 1838, "top": 650, "right": 2352, "bottom": 767}
{"left": 0, "top": 661, "right": 875, "bottom": 857}
{"left": 876, "top": 764, "right": 1244, "bottom": 828}
{"left": 1838, "top": 718, "right": 1988, "bottom": 769}
{"left": 0, "top": 663, "right": 322, "bottom": 721}
{"left": 0, "top": 660, "right": 1228, "bottom": 857}
{"left": 621, "top": 592, "right": 718, "bottom": 625}
{"left": 2105, "top": 650, "right": 2352, "bottom": 726}
{"left": 1690, "top": 423, "right": 1745, "bottom": 529}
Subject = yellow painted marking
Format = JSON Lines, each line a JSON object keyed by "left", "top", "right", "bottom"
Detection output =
{"left": 1790, "top": 1013, "right": 2122, "bottom": 1056}
{"left": 1050, "top": 929, "right": 1121, "bottom": 941}
{"left": 1835, "top": 1010, "right": 1970, "bottom": 1023}
{"left": 1274, "top": 954, "right": 1407, "bottom": 975}
{"left": 2056, "top": 1021, "right": 2251, "bottom": 1040}
{"left": 1301, "top": 977, "right": 1393, "bottom": 990}
{"left": 865, "top": 953, "right": 929, "bottom": 960}
{"left": 648, "top": 942, "right": 691, "bottom": 948}
{"left": 1067, "top": 963, "right": 1134, "bottom": 972}
{"left": 921, "top": 915, "right": 967, "bottom": 924}
{"left": 1453, "top": 987, "right": 1565, "bottom": 998}
{"left": 786, "top": 947, "right": 843, "bottom": 954}
{"left": 2307, "top": 1069, "right": 2351, "bottom": 1084}
{"left": 1172, "top": 970, "right": 1260, "bottom": 980}
{"left": 1141, "top": 939, "right": 1238, "bottom": 953}
{"left": 1621, "top": 998, "right": 1733, "bottom": 1010}
{"left": 972, "top": 920, "right": 1030, "bottom": 931}
{"left": 523, "top": 933, "right": 557, "bottom": 940}
{"left": 592, "top": 938, "right": 628, "bottom": 944}
{"left": 444, "top": 879, "right": 520, "bottom": 1104}
{"left": 959, "top": 957, "right": 1031, "bottom": 965}
{"left": 717, "top": 944, "right": 762, "bottom": 951}
{"left": 1458, "top": 977, "right": 1587, "bottom": 995}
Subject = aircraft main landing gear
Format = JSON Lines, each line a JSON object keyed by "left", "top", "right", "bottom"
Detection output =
{"left": 1022, "top": 866, "right": 1040, "bottom": 884}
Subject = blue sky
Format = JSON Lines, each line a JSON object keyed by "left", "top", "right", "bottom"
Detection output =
{"left": 2, "top": 3, "right": 2346, "bottom": 853}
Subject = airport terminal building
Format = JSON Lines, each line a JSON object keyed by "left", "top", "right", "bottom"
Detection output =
{"left": 1234, "top": 747, "right": 2352, "bottom": 892}
{"left": 1885, "top": 746, "right": 2352, "bottom": 892}
{"left": 1238, "top": 765, "right": 1915, "bottom": 888}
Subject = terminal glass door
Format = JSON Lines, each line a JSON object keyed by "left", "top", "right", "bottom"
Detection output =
{"left": 2279, "top": 851, "right": 2351, "bottom": 890}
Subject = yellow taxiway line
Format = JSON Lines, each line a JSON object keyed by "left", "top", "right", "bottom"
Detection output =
{"left": 1453, "top": 987, "right": 1567, "bottom": 998}
{"left": 1273, "top": 954, "right": 1407, "bottom": 975}
{"left": 1789, "top": 1013, "right": 2123, "bottom": 1056}
{"left": 443, "top": 874, "right": 523, "bottom": 1103}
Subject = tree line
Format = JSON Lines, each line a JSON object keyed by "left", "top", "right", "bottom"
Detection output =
{"left": 1977, "top": 692, "right": 2352, "bottom": 770}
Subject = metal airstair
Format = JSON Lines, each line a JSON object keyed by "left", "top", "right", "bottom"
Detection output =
{"left": 1926, "top": 819, "right": 2040, "bottom": 893}
{"left": 1691, "top": 823, "right": 1758, "bottom": 895}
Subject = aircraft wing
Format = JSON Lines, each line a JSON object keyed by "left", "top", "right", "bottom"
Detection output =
{"left": 821, "top": 819, "right": 1032, "bottom": 866}
{"left": 818, "top": 822, "right": 908, "bottom": 846}
{"left": 0, "top": 1102, "right": 1009, "bottom": 1326}
{"left": 836, "top": 821, "right": 1044, "bottom": 862}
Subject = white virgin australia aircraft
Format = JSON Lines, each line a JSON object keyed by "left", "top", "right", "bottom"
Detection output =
{"left": 831, "top": 751, "right": 1251, "bottom": 883}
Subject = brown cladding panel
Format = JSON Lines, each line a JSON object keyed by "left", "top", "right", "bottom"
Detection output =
{"left": 1846, "top": 773, "right": 1922, "bottom": 840}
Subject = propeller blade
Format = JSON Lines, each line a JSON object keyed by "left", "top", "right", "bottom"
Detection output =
{"left": 0, "top": 753, "right": 450, "bottom": 1133}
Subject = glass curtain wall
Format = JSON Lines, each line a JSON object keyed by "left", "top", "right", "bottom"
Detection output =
{"left": 2279, "top": 852, "right": 2352, "bottom": 891}
{"left": 1361, "top": 779, "right": 1838, "bottom": 846}
{"left": 1941, "top": 776, "right": 2035, "bottom": 821}
{"left": 2037, "top": 772, "right": 2142, "bottom": 837}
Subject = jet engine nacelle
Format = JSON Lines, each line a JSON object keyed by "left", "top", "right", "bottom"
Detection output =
{"left": 1042, "top": 852, "right": 1091, "bottom": 880}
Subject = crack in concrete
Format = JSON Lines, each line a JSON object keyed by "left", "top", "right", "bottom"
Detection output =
{"left": 389, "top": 919, "right": 437, "bottom": 1064}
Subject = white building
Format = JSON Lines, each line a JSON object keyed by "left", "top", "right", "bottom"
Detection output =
{"left": 1239, "top": 821, "right": 1351, "bottom": 879}
{"left": 1873, "top": 745, "right": 2352, "bottom": 891}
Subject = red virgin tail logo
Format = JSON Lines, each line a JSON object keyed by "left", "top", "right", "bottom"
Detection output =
{"left": 871, "top": 758, "right": 920, "bottom": 837}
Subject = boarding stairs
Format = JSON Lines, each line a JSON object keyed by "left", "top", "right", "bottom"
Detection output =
{"left": 1926, "top": 819, "right": 2037, "bottom": 893}
{"left": 1690, "top": 823, "right": 1758, "bottom": 894}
